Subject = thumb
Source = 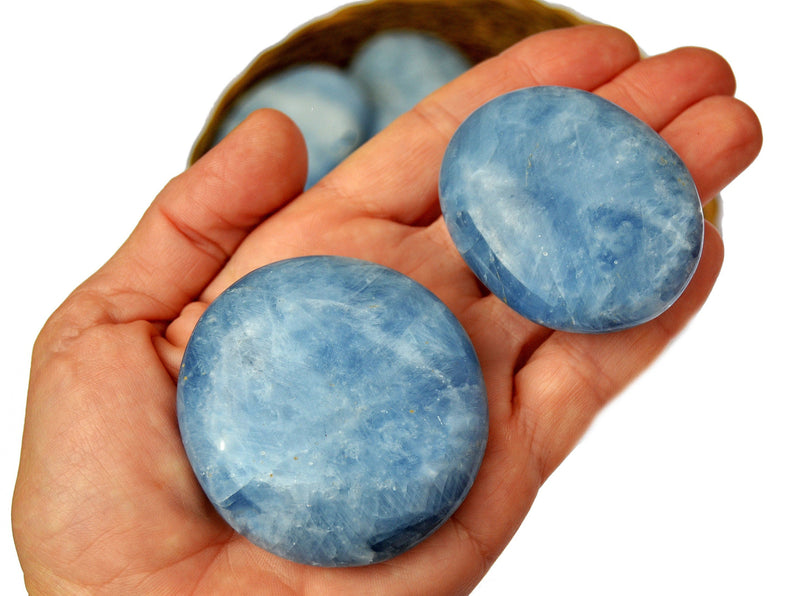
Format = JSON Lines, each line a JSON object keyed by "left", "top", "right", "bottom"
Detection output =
{"left": 69, "top": 108, "right": 307, "bottom": 327}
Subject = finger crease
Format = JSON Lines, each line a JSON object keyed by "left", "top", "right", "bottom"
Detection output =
{"left": 408, "top": 96, "right": 463, "bottom": 146}
{"left": 156, "top": 203, "right": 231, "bottom": 266}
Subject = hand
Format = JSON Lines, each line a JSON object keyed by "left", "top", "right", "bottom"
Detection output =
{"left": 12, "top": 25, "right": 761, "bottom": 595}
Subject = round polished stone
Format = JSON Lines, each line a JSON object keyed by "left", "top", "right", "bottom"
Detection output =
{"left": 214, "top": 64, "right": 372, "bottom": 190}
{"left": 177, "top": 256, "right": 488, "bottom": 567}
{"left": 439, "top": 86, "right": 704, "bottom": 333}
{"left": 350, "top": 30, "right": 470, "bottom": 136}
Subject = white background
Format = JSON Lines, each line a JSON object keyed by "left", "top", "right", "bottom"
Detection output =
{"left": 1, "top": 1, "right": 795, "bottom": 593}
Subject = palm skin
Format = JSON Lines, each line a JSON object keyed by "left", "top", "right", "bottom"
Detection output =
{"left": 13, "top": 26, "right": 761, "bottom": 595}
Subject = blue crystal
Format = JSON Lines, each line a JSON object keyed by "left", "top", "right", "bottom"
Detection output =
{"left": 439, "top": 86, "right": 704, "bottom": 333}
{"left": 350, "top": 30, "right": 470, "bottom": 136}
{"left": 214, "top": 64, "right": 372, "bottom": 189}
{"left": 177, "top": 256, "right": 488, "bottom": 566}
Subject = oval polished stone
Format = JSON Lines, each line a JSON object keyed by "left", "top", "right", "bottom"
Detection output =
{"left": 439, "top": 86, "right": 704, "bottom": 333}
{"left": 177, "top": 256, "right": 488, "bottom": 567}
{"left": 214, "top": 64, "right": 371, "bottom": 190}
{"left": 350, "top": 30, "right": 470, "bottom": 136}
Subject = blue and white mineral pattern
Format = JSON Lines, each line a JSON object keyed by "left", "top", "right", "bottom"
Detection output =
{"left": 439, "top": 86, "right": 704, "bottom": 333}
{"left": 177, "top": 256, "right": 488, "bottom": 566}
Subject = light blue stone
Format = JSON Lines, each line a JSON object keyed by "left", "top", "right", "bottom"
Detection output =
{"left": 214, "top": 64, "right": 372, "bottom": 189}
{"left": 177, "top": 256, "right": 488, "bottom": 567}
{"left": 439, "top": 86, "right": 704, "bottom": 333}
{"left": 350, "top": 30, "right": 470, "bottom": 135}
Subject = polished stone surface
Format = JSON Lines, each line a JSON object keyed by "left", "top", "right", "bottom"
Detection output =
{"left": 177, "top": 256, "right": 488, "bottom": 566}
{"left": 214, "top": 64, "right": 371, "bottom": 189}
{"left": 439, "top": 86, "right": 704, "bottom": 333}
{"left": 350, "top": 30, "right": 470, "bottom": 135}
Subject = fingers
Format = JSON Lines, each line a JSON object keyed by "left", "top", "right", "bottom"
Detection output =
{"left": 313, "top": 25, "right": 641, "bottom": 225}
{"left": 461, "top": 38, "right": 761, "bottom": 482}
{"left": 592, "top": 46, "right": 761, "bottom": 202}
{"left": 157, "top": 301, "right": 210, "bottom": 379}
{"left": 660, "top": 96, "right": 762, "bottom": 201}
{"left": 75, "top": 109, "right": 307, "bottom": 325}
{"left": 594, "top": 46, "right": 736, "bottom": 132}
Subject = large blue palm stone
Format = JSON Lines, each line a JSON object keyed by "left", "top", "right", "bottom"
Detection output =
{"left": 177, "top": 256, "right": 488, "bottom": 567}
{"left": 439, "top": 86, "right": 704, "bottom": 333}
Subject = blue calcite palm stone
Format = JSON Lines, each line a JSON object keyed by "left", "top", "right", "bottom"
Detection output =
{"left": 177, "top": 256, "right": 488, "bottom": 567}
{"left": 214, "top": 64, "right": 371, "bottom": 189}
{"left": 439, "top": 86, "right": 704, "bottom": 333}
{"left": 350, "top": 30, "right": 471, "bottom": 136}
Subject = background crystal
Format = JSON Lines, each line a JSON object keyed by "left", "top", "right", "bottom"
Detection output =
{"left": 214, "top": 64, "right": 371, "bottom": 190}
{"left": 350, "top": 30, "right": 470, "bottom": 136}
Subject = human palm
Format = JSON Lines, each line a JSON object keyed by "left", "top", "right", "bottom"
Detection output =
{"left": 13, "top": 26, "right": 760, "bottom": 594}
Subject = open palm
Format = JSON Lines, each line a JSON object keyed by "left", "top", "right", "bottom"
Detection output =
{"left": 13, "top": 25, "right": 761, "bottom": 595}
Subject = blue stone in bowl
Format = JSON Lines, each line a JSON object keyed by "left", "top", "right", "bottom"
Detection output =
{"left": 177, "top": 256, "right": 488, "bottom": 567}
{"left": 214, "top": 64, "right": 372, "bottom": 189}
{"left": 439, "top": 86, "right": 704, "bottom": 333}
{"left": 350, "top": 30, "right": 471, "bottom": 136}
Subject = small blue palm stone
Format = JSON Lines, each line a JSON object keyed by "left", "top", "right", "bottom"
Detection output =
{"left": 350, "top": 30, "right": 471, "bottom": 136}
{"left": 177, "top": 256, "right": 488, "bottom": 567}
{"left": 214, "top": 64, "right": 371, "bottom": 190}
{"left": 439, "top": 86, "right": 704, "bottom": 333}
